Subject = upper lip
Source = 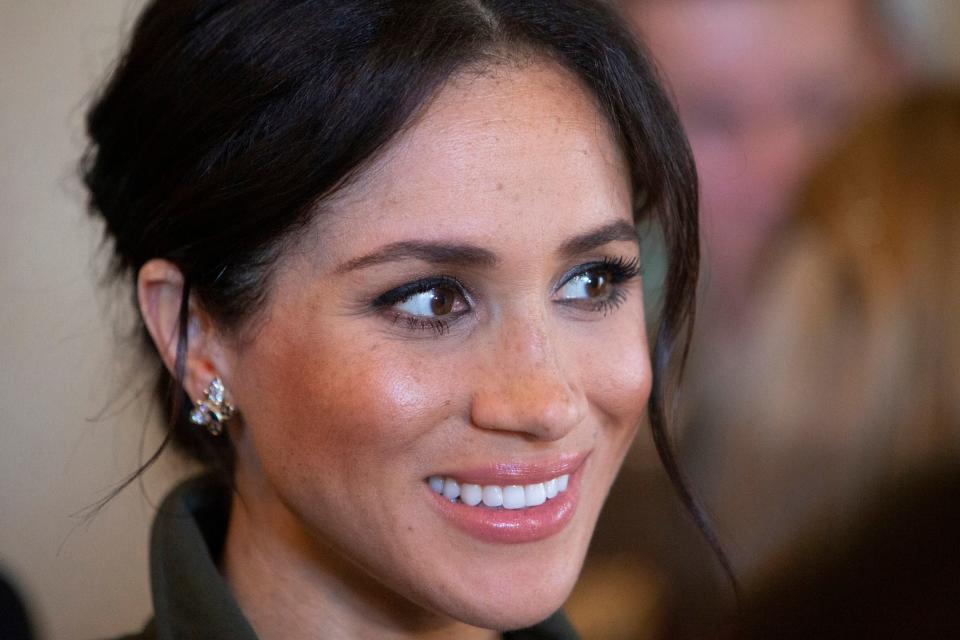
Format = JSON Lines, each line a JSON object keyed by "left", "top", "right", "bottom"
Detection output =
{"left": 429, "top": 450, "right": 590, "bottom": 485}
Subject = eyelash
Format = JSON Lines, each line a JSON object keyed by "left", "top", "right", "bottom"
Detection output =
{"left": 393, "top": 316, "right": 455, "bottom": 335}
{"left": 373, "top": 276, "right": 468, "bottom": 336}
{"left": 560, "top": 256, "right": 641, "bottom": 316}
{"left": 372, "top": 256, "right": 642, "bottom": 335}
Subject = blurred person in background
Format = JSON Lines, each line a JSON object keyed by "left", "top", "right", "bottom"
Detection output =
{"left": 709, "top": 88, "right": 960, "bottom": 578}
{"left": 727, "top": 88, "right": 960, "bottom": 638}
{"left": 571, "top": 2, "right": 914, "bottom": 637}
{"left": 629, "top": 0, "right": 908, "bottom": 323}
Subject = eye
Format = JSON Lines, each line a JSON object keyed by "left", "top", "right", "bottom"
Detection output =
{"left": 394, "top": 285, "right": 465, "bottom": 318}
{"left": 554, "top": 256, "right": 641, "bottom": 314}
{"left": 372, "top": 277, "right": 471, "bottom": 334}
{"left": 557, "top": 270, "right": 614, "bottom": 301}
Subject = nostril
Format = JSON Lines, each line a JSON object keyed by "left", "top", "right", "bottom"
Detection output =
{"left": 536, "top": 391, "right": 585, "bottom": 437}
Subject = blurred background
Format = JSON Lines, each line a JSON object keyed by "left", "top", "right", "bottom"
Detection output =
{"left": 1, "top": 1, "right": 958, "bottom": 639}
{"left": 570, "top": 1, "right": 960, "bottom": 638}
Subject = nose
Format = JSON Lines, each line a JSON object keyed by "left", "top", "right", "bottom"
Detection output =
{"left": 469, "top": 315, "right": 586, "bottom": 442}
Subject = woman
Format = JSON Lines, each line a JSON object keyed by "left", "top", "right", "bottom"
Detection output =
{"left": 83, "top": 1, "right": 705, "bottom": 638}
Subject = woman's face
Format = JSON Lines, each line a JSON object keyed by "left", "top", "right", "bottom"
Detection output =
{"left": 223, "top": 60, "right": 651, "bottom": 630}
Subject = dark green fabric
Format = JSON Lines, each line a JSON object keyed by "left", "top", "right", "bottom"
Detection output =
{"left": 502, "top": 611, "right": 580, "bottom": 640}
{"left": 115, "top": 475, "right": 579, "bottom": 640}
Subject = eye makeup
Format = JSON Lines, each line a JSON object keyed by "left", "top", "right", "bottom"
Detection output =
{"left": 372, "top": 275, "right": 472, "bottom": 335}
{"left": 552, "top": 255, "right": 642, "bottom": 316}
{"left": 554, "top": 255, "right": 641, "bottom": 293}
{"left": 369, "top": 254, "right": 642, "bottom": 335}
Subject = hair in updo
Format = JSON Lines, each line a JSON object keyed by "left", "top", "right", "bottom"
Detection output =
{"left": 83, "top": 0, "right": 718, "bottom": 577}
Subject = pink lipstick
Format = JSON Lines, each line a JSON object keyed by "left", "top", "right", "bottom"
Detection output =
{"left": 425, "top": 451, "right": 588, "bottom": 544}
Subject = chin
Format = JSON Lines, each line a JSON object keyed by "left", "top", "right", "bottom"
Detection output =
{"left": 437, "top": 557, "right": 585, "bottom": 631}
{"left": 408, "top": 521, "right": 594, "bottom": 631}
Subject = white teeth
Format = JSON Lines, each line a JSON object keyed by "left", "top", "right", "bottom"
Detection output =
{"left": 442, "top": 479, "right": 460, "bottom": 502}
{"left": 461, "top": 483, "right": 483, "bottom": 506}
{"left": 481, "top": 485, "right": 503, "bottom": 507}
{"left": 544, "top": 478, "right": 558, "bottom": 499}
{"left": 502, "top": 485, "right": 525, "bottom": 509}
{"left": 429, "top": 472, "right": 572, "bottom": 508}
{"left": 525, "top": 483, "right": 547, "bottom": 506}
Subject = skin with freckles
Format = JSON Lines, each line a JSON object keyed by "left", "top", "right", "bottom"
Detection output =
{"left": 141, "top": 59, "right": 651, "bottom": 639}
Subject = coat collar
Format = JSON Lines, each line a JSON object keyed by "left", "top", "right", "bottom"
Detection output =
{"left": 149, "top": 475, "right": 258, "bottom": 640}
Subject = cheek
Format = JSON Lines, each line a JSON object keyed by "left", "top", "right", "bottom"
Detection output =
{"left": 233, "top": 324, "right": 455, "bottom": 493}
{"left": 581, "top": 320, "right": 652, "bottom": 433}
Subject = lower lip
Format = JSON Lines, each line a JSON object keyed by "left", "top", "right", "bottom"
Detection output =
{"left": 428, "top": 471, "right": 582, "bottom": 544}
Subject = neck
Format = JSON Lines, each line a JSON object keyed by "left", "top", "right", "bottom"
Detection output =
{"left": 221, "top": 477, "right": 497, "bottom": 640}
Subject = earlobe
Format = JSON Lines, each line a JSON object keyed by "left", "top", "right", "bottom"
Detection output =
{"left": 137, "top": 259, "right": 228, "bottom": 403}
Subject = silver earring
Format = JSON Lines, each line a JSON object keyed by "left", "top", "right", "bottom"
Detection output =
{"left": 190, "top": 377, "right": 234, "bottom": 436}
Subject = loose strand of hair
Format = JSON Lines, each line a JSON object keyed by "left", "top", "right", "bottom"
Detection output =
{"left": 77, "top": 280, "right": 193, "bottom": 523}
{"left": 650, "top": 319, "right": 742, "bottom": 605}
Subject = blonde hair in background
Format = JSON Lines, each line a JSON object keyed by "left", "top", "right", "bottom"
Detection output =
{"left": 702, "top": 89, "right": 960, "bottom": 581}
{"left": 751, "top": 88, "right": 960, "bottom": 463}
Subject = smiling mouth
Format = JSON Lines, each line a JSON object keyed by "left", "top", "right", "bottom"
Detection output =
{"left": 427, "top": 474, "right": 571, "bottom": 509}
{"left": 424, "top": 455, "right": 586, "bottom": 543}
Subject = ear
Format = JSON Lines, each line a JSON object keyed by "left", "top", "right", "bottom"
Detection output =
{"left": 137, "top": 259, "right": 231, "bottom": 403}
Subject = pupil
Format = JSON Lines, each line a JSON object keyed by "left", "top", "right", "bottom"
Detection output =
{"left": 586, "top": 272, "right": 609, "bottom": 298}
{"left": 430, "top": 288, "right": 454, "bottom": 315}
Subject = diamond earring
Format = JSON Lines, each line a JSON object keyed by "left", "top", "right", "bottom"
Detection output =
{"left": 189, "top": 377, "right": 234, "bottom": 436}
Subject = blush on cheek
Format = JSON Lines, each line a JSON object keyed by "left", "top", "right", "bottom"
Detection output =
{"left": 242, "top": 331, "right": 452, "bottom": 465}
{"left": 586, "top": 340, "right": 652, "bottom": 428}
{"left": 232, "top": 339, "right": 455, "bottom": 535}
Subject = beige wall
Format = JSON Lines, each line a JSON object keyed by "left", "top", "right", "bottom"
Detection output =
{"left": 0, "top": 1, "right": 957, "bottom": 639}
{"left": 0, "top": 2, "right": 186, "bottom": 639}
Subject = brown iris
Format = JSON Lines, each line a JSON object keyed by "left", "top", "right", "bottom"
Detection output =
{"left": 584, "top": 270, "right": 612, "bottom": 298}
{"left": 430, "top": 287, "right": 456, "bottom": 315}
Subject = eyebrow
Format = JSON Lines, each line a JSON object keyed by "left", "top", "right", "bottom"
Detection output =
{"left": 557, "top": 220, "right": 638, "bottom": 257}
{"left": 335, "top": 242, "right": 498, "bottom": 273}
{"left": 335, "top": 219, "right": 638, "bottom": 273}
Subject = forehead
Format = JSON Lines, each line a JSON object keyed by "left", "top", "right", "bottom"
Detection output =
{"left": 310, "top": 59, "right": 632, "bottom": 263}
